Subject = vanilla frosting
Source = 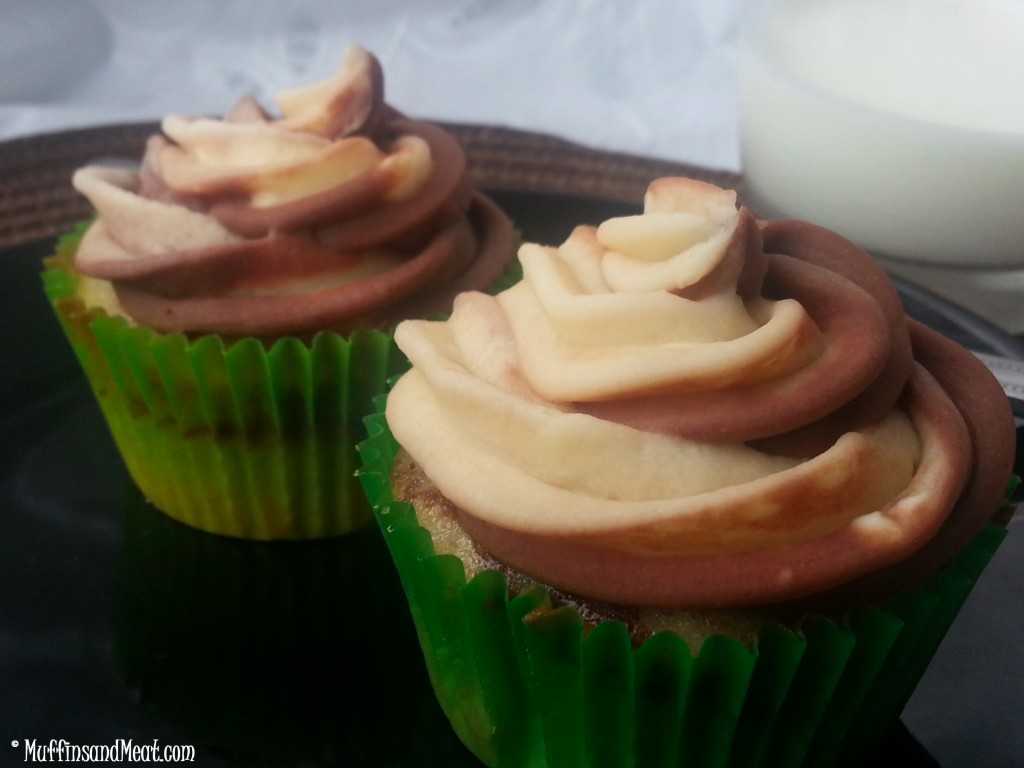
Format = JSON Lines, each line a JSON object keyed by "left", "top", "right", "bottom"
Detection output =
{"left": 71, "top": 45, "right": 515, "bottom": 338}
{"left": 386, "top": 177, "right": 1015, "bottom": 608}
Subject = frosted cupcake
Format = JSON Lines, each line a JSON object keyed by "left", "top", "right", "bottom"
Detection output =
{"left": 42, "top": 45, "right": 516, "bottom": 540}
{"left": 359, "top": 178, "right": 1017, "bottom": 767}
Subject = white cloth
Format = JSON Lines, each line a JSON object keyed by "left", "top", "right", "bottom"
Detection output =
{"left": 0, "top": 0, "right": 768, "bottom": 172}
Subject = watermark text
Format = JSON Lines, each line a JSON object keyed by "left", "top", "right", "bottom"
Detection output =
{"left": 11, "top": 738, "right": 195, "bottom": 763}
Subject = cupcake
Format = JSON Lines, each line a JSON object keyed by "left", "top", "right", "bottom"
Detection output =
{"left": 358, "top": 177, "right": 1018, "bottom": 767}
{"left": 42, "top": 45, "right": 516, "bottom": 540}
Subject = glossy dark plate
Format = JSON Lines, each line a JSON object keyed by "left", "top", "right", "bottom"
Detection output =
{"left": 1, "top": 190, "right": 1021, "bottom": 768}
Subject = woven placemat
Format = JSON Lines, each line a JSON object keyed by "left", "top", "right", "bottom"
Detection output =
{"left": 0, "top": 121, "right": 741, "bottom": 250}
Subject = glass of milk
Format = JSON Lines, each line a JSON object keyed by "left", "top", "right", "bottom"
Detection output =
{"left": 738, "top": 0, "right": 1024, "bottom": 332}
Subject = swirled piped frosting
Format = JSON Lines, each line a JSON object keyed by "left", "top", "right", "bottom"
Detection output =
{"left": 70, "top": 45, "right": 515, "bottom": 338}
{"left": 387, "top": 177, "right": 1015, "bottom": 608}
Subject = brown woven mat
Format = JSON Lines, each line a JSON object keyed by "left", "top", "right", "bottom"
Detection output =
{"left": 0, "top": 121, "right": 741, "bottom": 249}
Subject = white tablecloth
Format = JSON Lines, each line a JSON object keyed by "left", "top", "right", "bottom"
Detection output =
{"left": 0, "top": 0, "right": 762, "bottom": 172}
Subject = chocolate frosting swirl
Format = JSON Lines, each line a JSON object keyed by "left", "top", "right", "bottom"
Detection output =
{"left": 71, "top": 46, "right": 515, "bottom": 339}
{"left": 386, "top": 178, "right": 1016, "bottom": 608}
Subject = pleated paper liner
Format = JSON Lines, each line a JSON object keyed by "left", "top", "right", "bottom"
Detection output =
{"left": 41, "top": 226, "right": 409, "bottom": 540}
{"left": 358, "top": 409, "right": 1008, "bottom": 768}
{"left": 112, "top": 489, "right": 438, "bottom": 766}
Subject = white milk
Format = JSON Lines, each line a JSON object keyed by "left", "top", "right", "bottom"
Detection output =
{"left": 739, "top": 0, "right": 1024, "bottom": 268}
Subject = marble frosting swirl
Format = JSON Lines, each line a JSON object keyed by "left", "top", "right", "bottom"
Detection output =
{"left": 70, "top": 45, "right": 515, "bottom": 338}
{"left": 387, "top": 177, "right": 1015, "bottom": 608}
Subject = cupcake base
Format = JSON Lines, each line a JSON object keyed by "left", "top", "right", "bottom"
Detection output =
{"left": 43, "top": 229, "right": 405, "bottom": 540}
{"left": 359, "top": 410, "right": 1008, "bottom": 768}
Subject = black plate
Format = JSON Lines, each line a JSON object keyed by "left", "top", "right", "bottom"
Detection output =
{"left": 1, "top": 190, "right": 1021, "bottom": 768}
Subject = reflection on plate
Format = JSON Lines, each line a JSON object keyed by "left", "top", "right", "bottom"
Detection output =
{"left": 1, "top": 190, "right": 1020, "bottom": 768}
{"left": 113, "top": 502, "right": 429, "bottom": 766}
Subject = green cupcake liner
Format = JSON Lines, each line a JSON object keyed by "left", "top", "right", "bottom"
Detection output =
{"left": 112, "top": 489, "right": 429, "bottom": 765}
{"left": 42, "top": 228, "right": 406, "bottom": 540}
{"left": 358, "top": 408, "right": 1007, "bottom": 768}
